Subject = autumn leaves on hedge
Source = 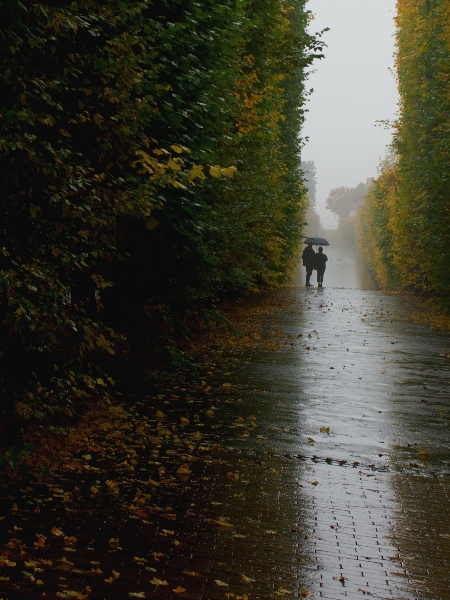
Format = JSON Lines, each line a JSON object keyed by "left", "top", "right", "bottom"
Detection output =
{"left": 358, "top": 0, "right": 450, "bottom": 307}
{"left": 0, "top": 0, "right": 323, "bottom": 459}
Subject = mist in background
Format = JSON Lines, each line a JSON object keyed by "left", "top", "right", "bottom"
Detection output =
{"left": 302, "top": 0, "right": 398, "bottom": 229}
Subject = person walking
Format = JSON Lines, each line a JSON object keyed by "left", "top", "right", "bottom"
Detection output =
{"left": 315, "top": 246, "right": 328, "bottom": 287}
{"left": 302, "top": 243, "right": 315, "bottom": 287}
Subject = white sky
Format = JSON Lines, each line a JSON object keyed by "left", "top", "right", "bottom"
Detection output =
{"left": 302, "top": 0, "right": 398, "bottom": 228}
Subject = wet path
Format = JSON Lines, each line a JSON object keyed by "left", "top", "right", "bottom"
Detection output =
{"left": 1, "top": 246, "right": 450, "bottom": 600}
{"left": 176, "top": 245, "right": 450, "bottom": 599}
{"left": 217, "top": 285, "right": 450, "bottom": 599}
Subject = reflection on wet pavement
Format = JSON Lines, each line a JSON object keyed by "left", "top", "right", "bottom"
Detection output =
{"left": 205, "top": 246, "right": 450, "bottom": 598}
{"left": 162, "top": 271, "right": 450, "bottom": 598}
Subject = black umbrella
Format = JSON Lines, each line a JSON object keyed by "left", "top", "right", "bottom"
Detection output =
{"left": 303, "top": 236, "right": 330, "bottom": 246}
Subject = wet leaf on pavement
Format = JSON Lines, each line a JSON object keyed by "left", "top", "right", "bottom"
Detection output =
{"left": 150, "top": 577, "right": 168, "bottom": 585}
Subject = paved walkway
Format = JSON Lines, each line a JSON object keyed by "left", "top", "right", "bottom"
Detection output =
{"left": 160, "top": 245, "right": 450, "bottom": 599}
{"left": 1, "top": 246, "right": 450, "bottom": 600}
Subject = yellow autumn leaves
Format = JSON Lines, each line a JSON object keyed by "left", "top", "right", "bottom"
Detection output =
{"left": 359, "top": 0, "right": 450, "bottom": 307}
{"left": 132, "top": 144, "right": 237, "bottom": 195}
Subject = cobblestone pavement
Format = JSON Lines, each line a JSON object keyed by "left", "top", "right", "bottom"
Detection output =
{"left": 1, "top": 247, "right": 450, "bottom": 600}
{"left": 153, "top": 246, "right": 450, "bottom": 599}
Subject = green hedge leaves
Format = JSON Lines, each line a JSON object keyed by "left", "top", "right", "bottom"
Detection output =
{"left": 0, "top": 0, "right": 322, "bottom": 456}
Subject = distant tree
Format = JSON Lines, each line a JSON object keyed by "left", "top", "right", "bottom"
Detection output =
{"left": 326, "top": 186, "right": 356, "bottom": 217}
{"left": 301, "top": 161, "right": 317, "bottom": 210}
{"left": 326, "top": 182, "right": 367, "bottom": 218}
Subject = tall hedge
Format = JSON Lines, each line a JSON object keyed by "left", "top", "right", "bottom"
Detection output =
{"left": 0, "top": 0, "right": 322, "bottom": 459}
{"left": 358, "top": 0, "right": 450, "bottom": 306}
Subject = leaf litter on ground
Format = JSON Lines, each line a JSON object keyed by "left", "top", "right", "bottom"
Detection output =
{"left": 0, "top": 288, "right": 301, "bottom": 599}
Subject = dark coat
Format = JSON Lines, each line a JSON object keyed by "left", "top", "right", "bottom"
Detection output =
{"left": 315, "top": 252, "right": 328, "bottom": 272}
{"left": 302, "top": 246, "right": 315, "bottom": 266}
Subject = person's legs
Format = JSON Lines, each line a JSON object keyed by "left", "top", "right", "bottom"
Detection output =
{"left": 306, "top": 266, "right": 313, "bottom": 286}
{"left": 317, "top": 269, "right": 324, "bottom": 286}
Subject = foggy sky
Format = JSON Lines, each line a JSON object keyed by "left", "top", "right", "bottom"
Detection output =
{"left": 302, "top": 0, "right": 398, "bottom": 229}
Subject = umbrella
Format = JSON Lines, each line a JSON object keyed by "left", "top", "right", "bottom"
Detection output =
{"left": 303, "top": 236, "right": 330, "bottom": 246}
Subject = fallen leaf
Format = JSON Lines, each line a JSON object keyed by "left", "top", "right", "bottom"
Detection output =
{"left": 310, "top": 481, "right": 319, "bottom": 486}
{"left": 0, "top": 559, "right": 17, "bottom": 567}
{"left": 24, "top": 560, "right": 40, "bottom": 568}
{"left": 51, "top": 526, "right": 65, "bottom": 537}
{"left": 418, "top": 450, "right": 430, "bottom": 458}
{"left": 64, "top": 535, "right": 77, "bottom": 546}
{"left": 320, "top": 427, "right": 330, "bottom": 433}
{"left": 34, "top": 535, "right": 46, "bottom": 548}
{"left": 153, "top": 552, "right": 164, "bottom": 560}
{"left": 215, "top": 579, "right": 229, "bottom": 587}
{"left": 173, "top": 587, "right": 187, "bottom": 594}
{"left": 214, "top": 518, "right": 234, "bottom": 528}
{"left": 183, "top": 570, "right": 201, "bottom": 577}
{"left": 176, "top": 463, "right": 192, "bottom": 475}
{"left": 150, "top": 578, "right": 168, "bottom": 586}
{"left": 241, "top": 574, "right": 255, "bottom": 583}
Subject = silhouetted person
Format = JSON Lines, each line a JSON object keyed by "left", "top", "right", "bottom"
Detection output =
{"left": 315, "top": 246, "right": 328, "bottom": 287}
{"left": 302, "top": 243, "right": 315, "bottom": 286}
